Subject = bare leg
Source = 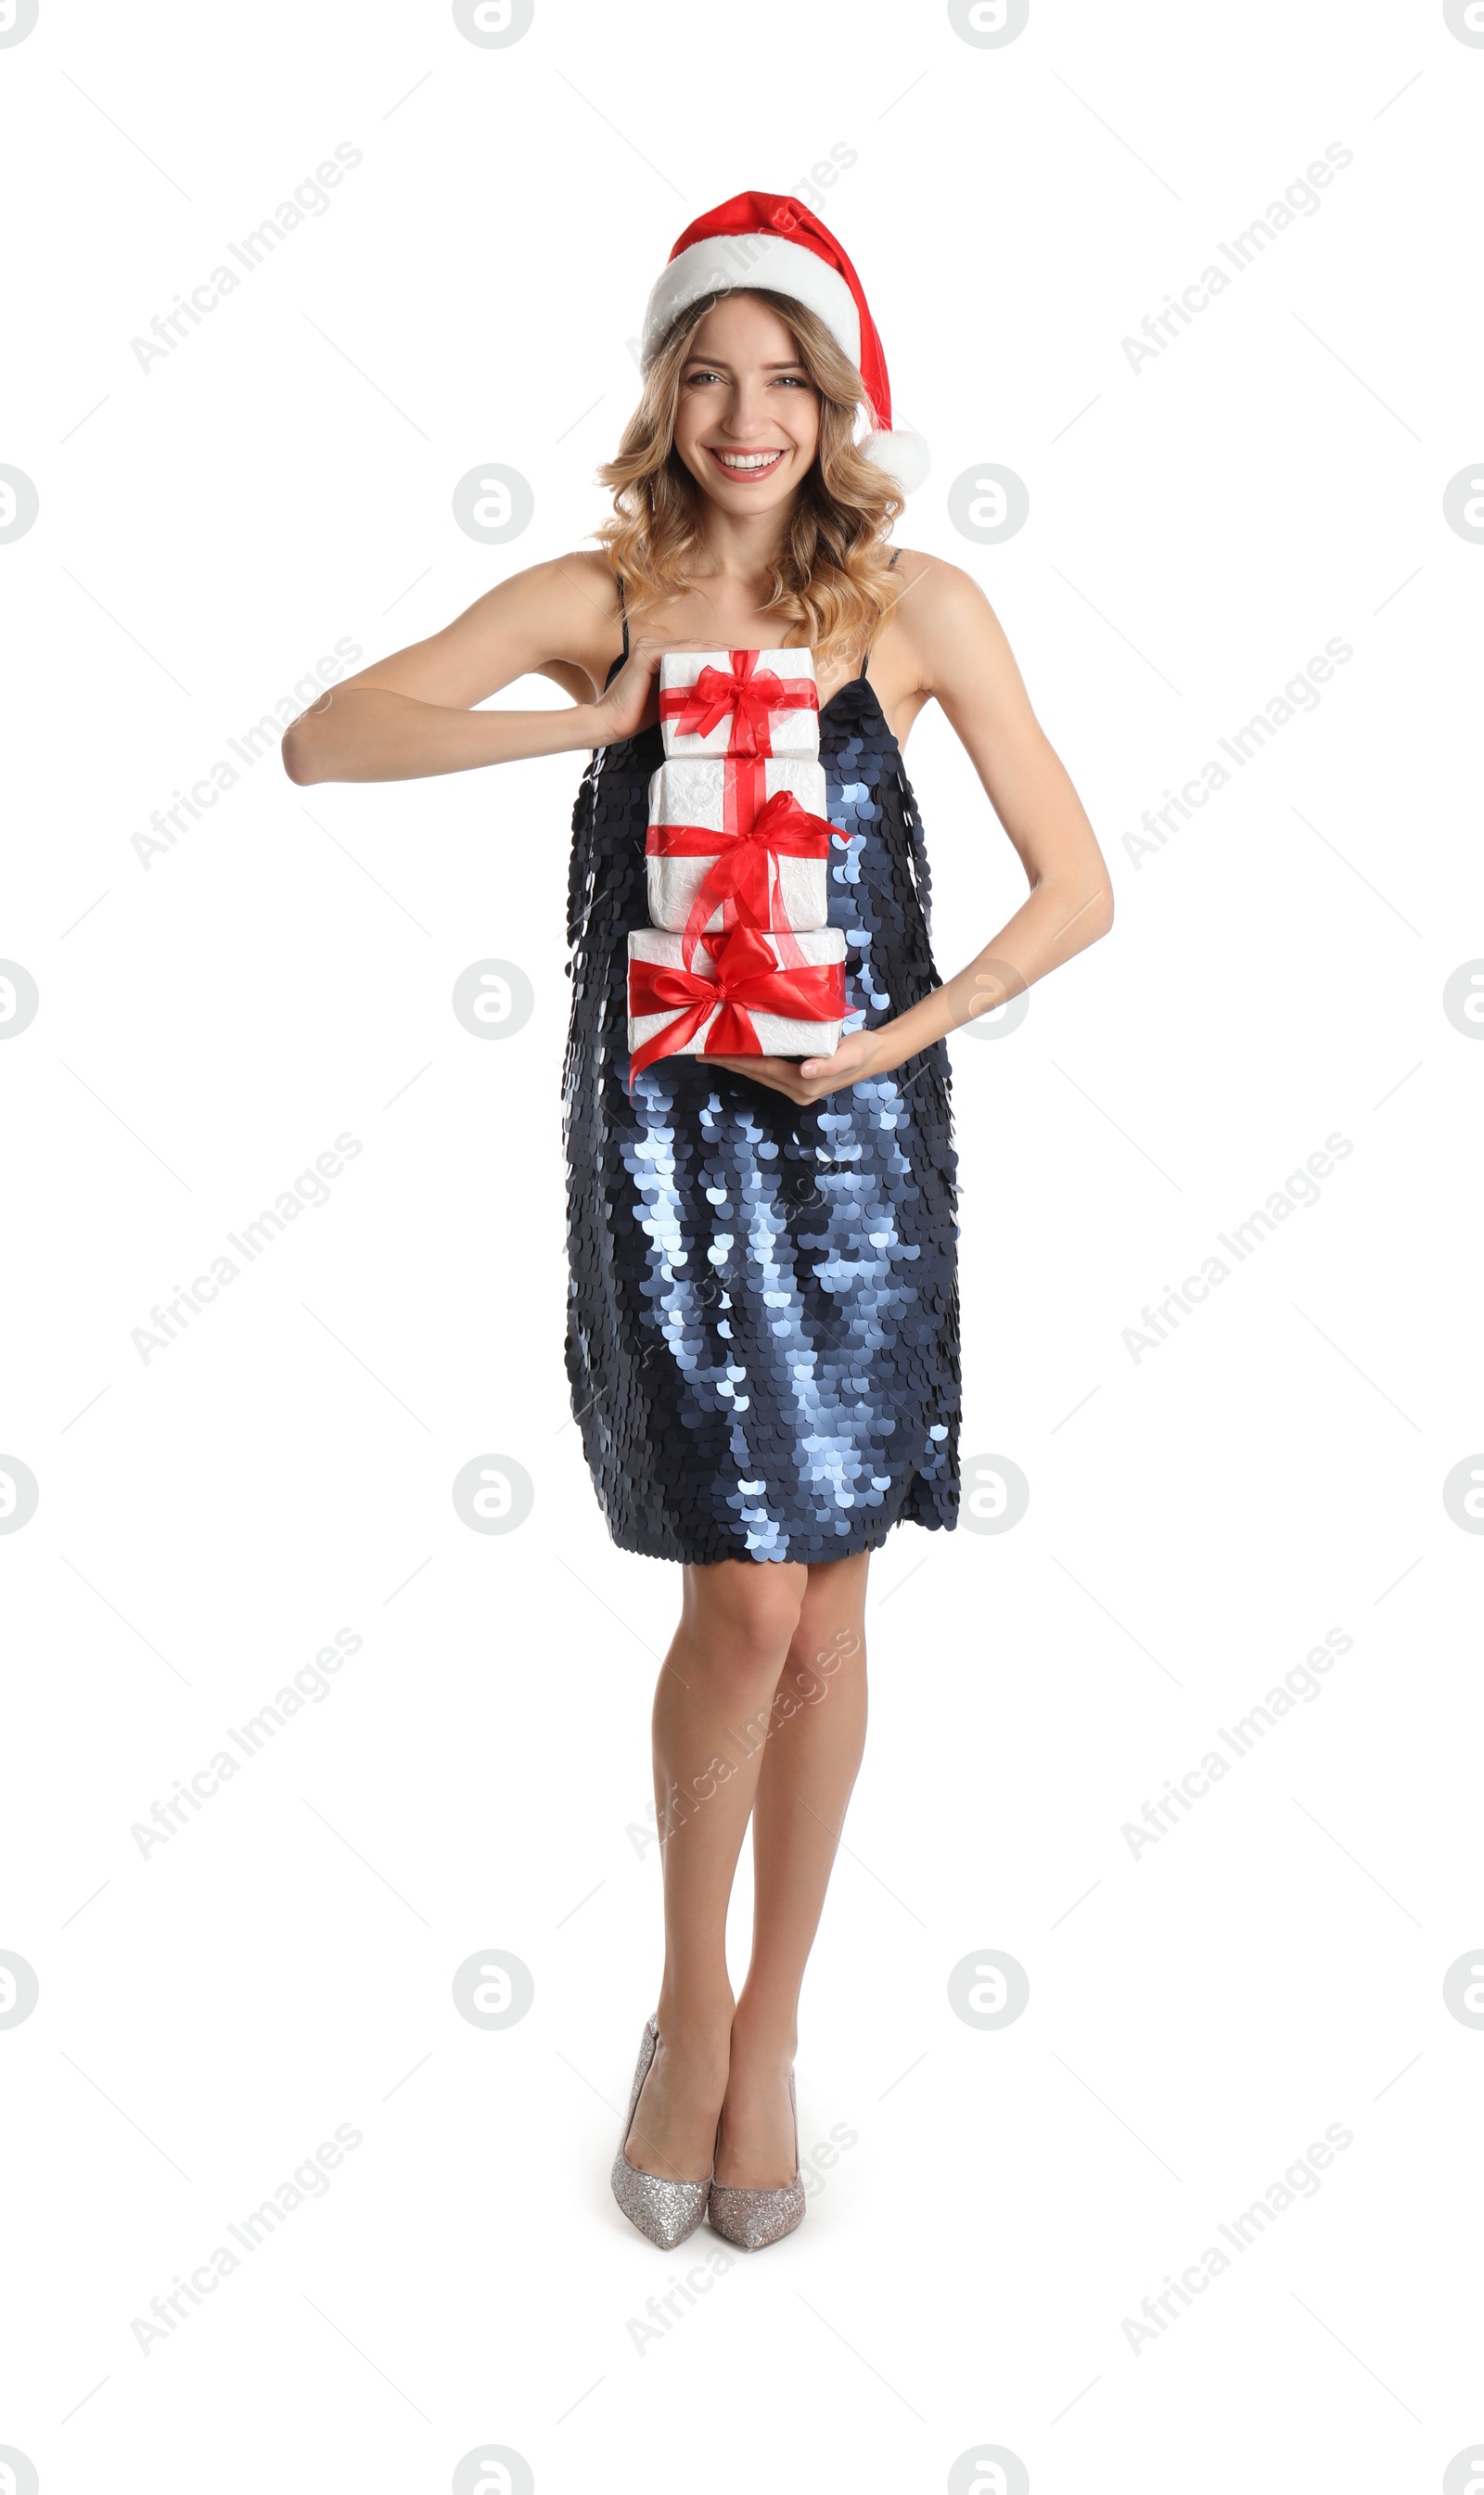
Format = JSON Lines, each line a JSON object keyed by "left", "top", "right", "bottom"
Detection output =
{"left": 714, "top": 1549, "right": 871, "bottom": 2187}
{"left": 624, "top": 1557, "right": 808, "bottom": 2184}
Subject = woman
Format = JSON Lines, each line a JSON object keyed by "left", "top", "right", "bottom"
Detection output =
{"left": 284, "top": 193, "right": 1113, "bottom": 2253}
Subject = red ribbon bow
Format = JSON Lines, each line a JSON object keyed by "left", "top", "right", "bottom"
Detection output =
{"left": 628, "top": 924, "right": 846, "bottom": 1082}
{"left": 658, "top": 649, "right": 819, "bottom": 757}
{"left": 646, "top": 790, "right": 836, "bottom": 965}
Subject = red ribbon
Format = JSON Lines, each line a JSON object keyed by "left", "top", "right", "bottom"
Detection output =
{"left": 646, "top": 791, "right": 836, "bottom": 965}
{"left": 628, "top": 924, "right": 846, "bottom": 1081}
{"left": 658, "top": 649, "right": 819, "bottom": 758}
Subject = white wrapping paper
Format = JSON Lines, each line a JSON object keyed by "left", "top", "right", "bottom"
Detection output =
{"left": 645, "top": 755, "right": 833, "bottom": 938}
{"left": 657, "top": 646, "right": 820, "bottom": 760}
{"left": 627, "top": 925, "right": 848, "bottom": 1064}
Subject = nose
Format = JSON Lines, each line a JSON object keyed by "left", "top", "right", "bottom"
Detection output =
{"left": 717, "top": 376, "right": 776, "bottom": 440}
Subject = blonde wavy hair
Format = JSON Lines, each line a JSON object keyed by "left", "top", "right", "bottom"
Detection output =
{"left": 595, "top": 288, "right": 904, "bottom": 672}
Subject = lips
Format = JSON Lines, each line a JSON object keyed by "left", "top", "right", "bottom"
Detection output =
{"left": 705, "top": 446, "right": 787, "bottom": 480}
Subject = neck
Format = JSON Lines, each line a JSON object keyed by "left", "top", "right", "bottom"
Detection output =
{"left": 689, "top": 496, "right": 799, "bottom": 589}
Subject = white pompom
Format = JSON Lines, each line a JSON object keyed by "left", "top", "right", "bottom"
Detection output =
{"left": 860, "top": 428, "right": 931, "bottom": 496}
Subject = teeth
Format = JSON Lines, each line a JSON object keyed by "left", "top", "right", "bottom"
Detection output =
{"left": 714, "top": 450, "right": 783, "bottom": 469}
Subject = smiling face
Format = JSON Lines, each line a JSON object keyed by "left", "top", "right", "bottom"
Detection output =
{"left": 671, "top": 293, "right": 822, "bottom": 518}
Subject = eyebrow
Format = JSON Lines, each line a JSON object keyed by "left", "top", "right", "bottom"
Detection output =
{"left": 683, "top": 356, "right": 808, "bottom": 372}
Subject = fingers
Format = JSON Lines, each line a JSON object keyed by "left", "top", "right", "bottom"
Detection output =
{"left": 694, "top": 1052, "right": 877, "bottom": 1107}
{"left": 704, "top": 1056, "right": 791, "bottom": 1096}
{"left": 702, "top": 1056, "right": 815, "bottom": 1106}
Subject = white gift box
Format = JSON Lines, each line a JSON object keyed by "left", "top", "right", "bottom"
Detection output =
{"left": 658, "top": 646, "right": 820, "bottom": 760}
{"left": 627, "top": 925, "right": 848, "bottom": 1068}
{"left": 646, "top": 755, "right": 833, "bottom": 939}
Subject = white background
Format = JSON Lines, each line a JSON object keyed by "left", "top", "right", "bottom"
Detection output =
{"left": 3, "top": 1, "right": 1482, "bottom": 2489}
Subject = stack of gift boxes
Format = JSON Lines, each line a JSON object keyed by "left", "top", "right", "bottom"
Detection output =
{"left": 626, "top": 649, "right": 848, "bottom": 1081}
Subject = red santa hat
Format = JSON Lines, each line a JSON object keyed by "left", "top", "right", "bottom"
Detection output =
{"left": 640, "top": 190, "right": 929, "bottom": 496}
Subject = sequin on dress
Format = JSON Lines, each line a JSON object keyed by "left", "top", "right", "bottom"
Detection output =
{"left": 563, "top": 607, "right": 961, "bottom": 1567}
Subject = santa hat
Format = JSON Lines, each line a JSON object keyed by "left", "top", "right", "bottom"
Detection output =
{"left": 640, "top": 190, "right": 929, "bottom": 496}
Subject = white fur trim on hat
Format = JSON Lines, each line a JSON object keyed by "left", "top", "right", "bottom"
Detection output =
{"left": 642, "top": 236, "right": 862, "bottom": 372}
{"left": 860, "top": 428, "right": 931, "bottom": 497}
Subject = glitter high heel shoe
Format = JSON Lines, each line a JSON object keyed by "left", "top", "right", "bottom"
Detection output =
{"left": 708, "top": 2066, "right": 806, "bottom": 2251}
{"left": 609, "top": 2016, "right": 713, "bottom": 2250}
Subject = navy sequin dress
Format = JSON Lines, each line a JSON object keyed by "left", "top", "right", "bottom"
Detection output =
{"left": 563, "top": 601, "right": 960, "bottom": 1567}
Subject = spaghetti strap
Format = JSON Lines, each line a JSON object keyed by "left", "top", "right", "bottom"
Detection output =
{"left": 859, "top": 546, "right": 902, "bottom": 682}
{"left": 597, "top": 573, "right": 629, "bottom": 695}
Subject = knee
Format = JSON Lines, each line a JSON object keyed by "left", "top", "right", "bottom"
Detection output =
{"left": 787, "top": 1593, "right": 865, "bottom": 1695}
{"left": 726, "top": 1568, "right": 810, "bottom": 1673}
{"left": 685, "top": 1563, "right": 808, "bottom": 1700}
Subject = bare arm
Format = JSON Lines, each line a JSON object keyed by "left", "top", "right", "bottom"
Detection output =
{"left": 280, "top": 552, "right": 672, "bottom": 784}
{"left": 712, "top": 557, "right": 1115, "bottom": 1103}
{"left": 872, "top": 556, "right": 1114, "bottom": 1047}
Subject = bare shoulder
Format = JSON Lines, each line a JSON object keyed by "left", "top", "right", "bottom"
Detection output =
{"left": 491, "top": 546, "right": 622, "bottom": 691}
{"left": 546, "top": 545, "right": 622, "bottom": 612}
{"left": 491, "top": 547, "right": 620, "bottom": 640}
{"left": 889, "top": 547, "right": 1000, "bottom": 632}
{"left": 344, "top": 546, "right": 622, "bottom": 707}
{"left": 500, "top": 548, "right": 624, "bottom": 696}
{"left": 883, "top": 548, "right": 1013, "bottom": 689}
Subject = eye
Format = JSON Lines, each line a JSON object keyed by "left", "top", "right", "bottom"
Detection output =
{"left": 684, "top": 368, "right": 723, "bottom": 386}
{"left": 774, "top": 374, "right": 810, "bottom": 388}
